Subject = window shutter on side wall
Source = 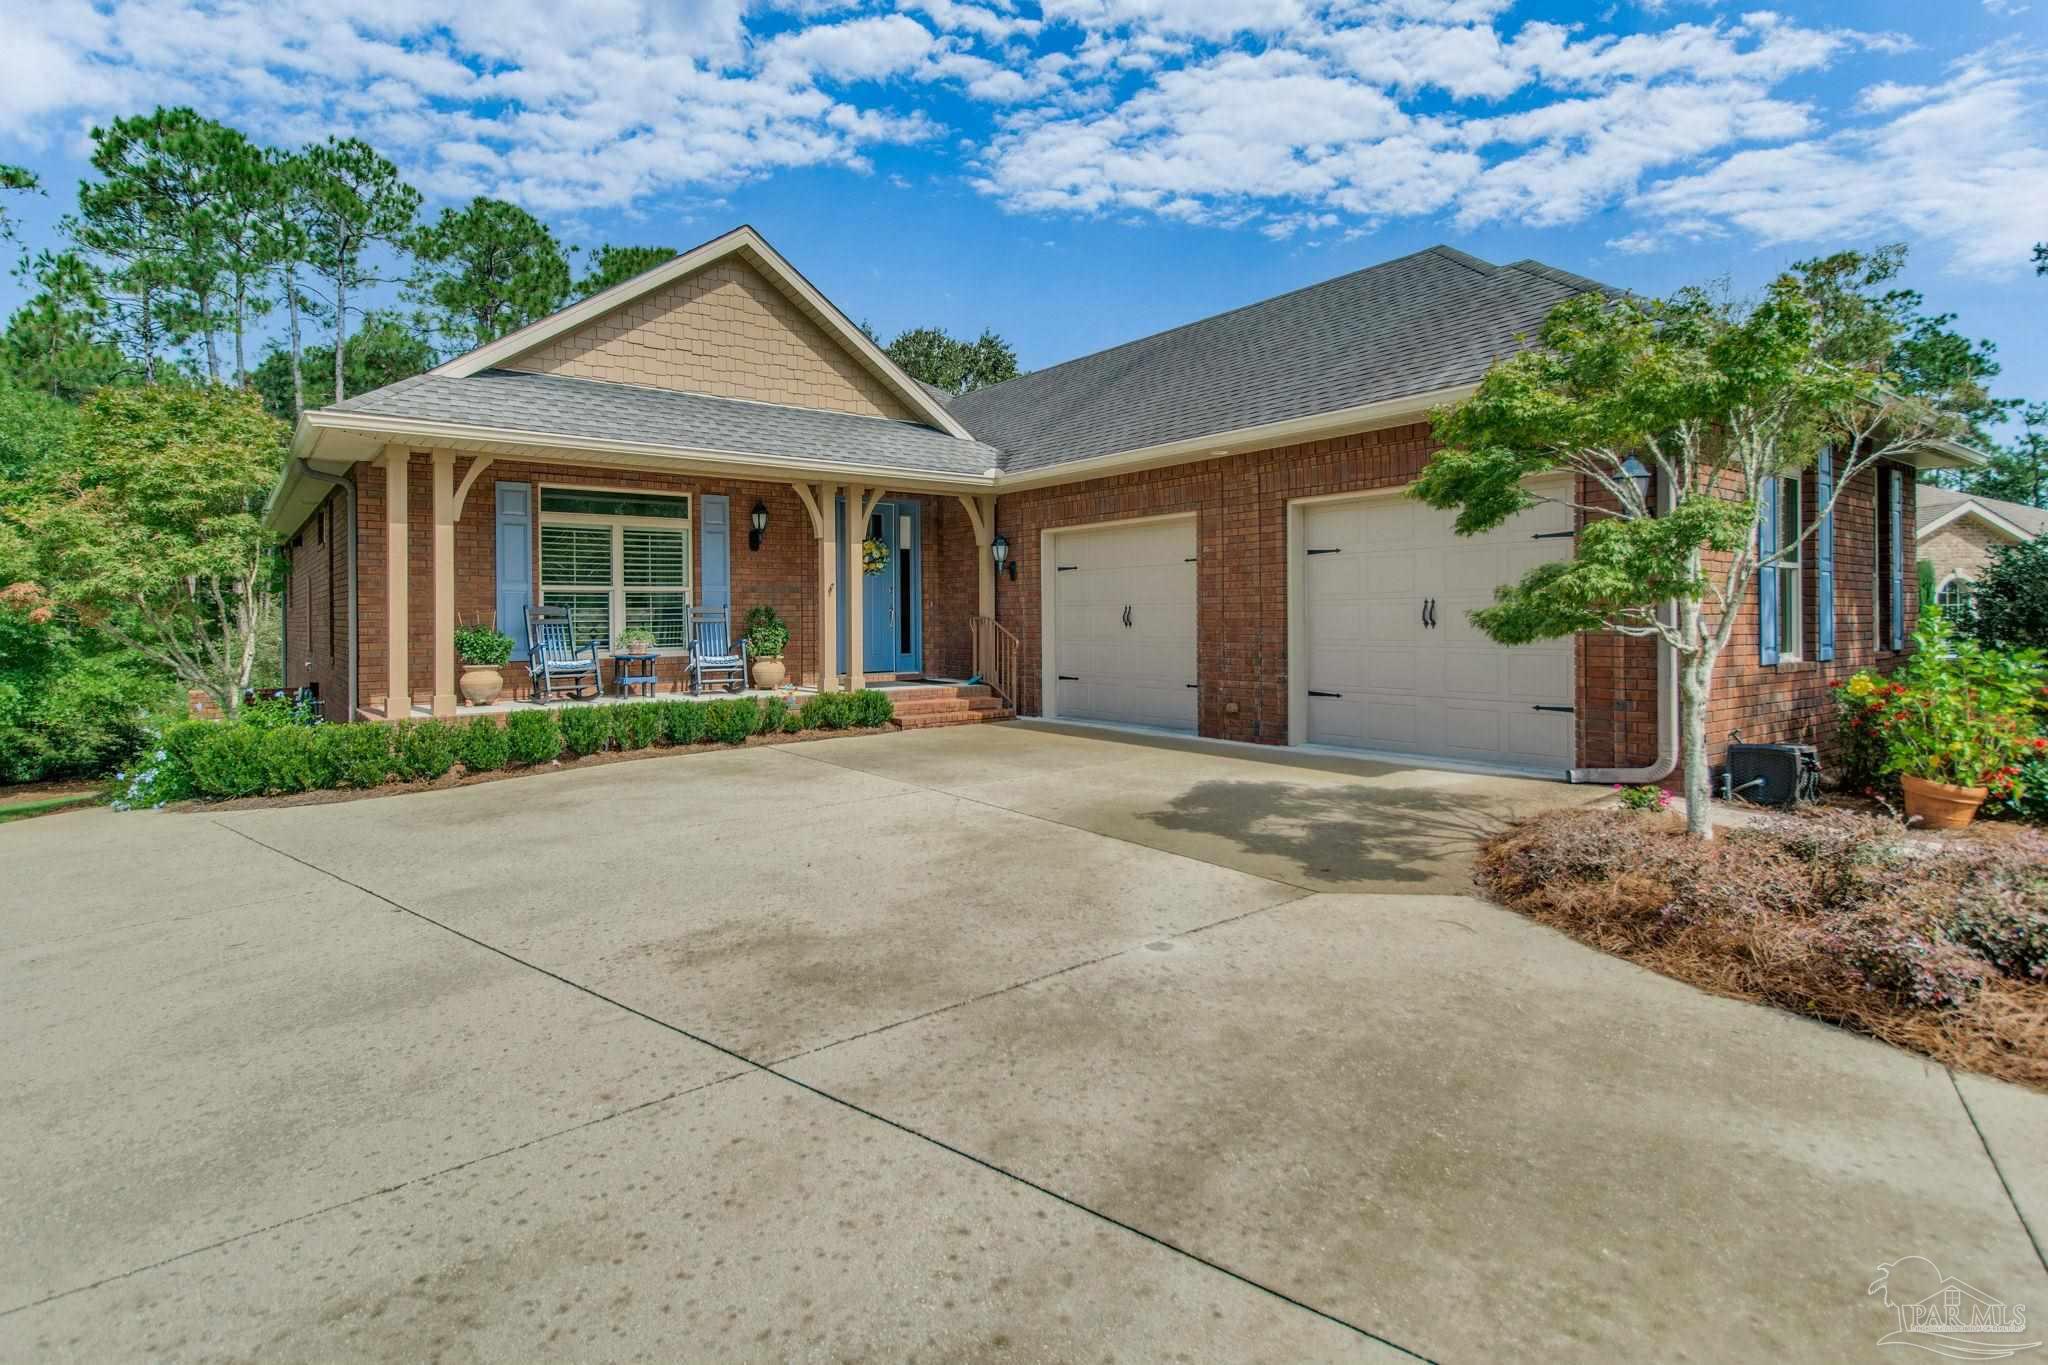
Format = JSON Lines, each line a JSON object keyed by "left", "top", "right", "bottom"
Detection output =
{"left": 1758, "top": 477, "right": 1780, "bottom": 667}
{"left": 699, "top": 495, "right": 730, "bottom": 614}
{"left": 496, "top": 482, "right": 533, "bottom": 661}
{"left": 1888, "top": 469, "right": 1906, "bottom": 650}
{"left": 1816, "top": 448, "right": 1835, "bottom": 662}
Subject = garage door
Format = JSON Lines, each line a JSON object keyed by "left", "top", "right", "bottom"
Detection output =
{"left": 1049, "top": 518, "right": 1198, "bottom": 731}
{"left": 1299, "top": 485, "right": 1575, "bottom": 770}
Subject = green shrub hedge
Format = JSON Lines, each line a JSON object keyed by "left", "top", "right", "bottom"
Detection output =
{"left": 111, "top": 691, "right": 897, "bottom": 806}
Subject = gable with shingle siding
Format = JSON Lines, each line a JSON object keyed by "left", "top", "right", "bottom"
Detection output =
{"left": 500, "top": 256, "right": 917, "bottom": 422}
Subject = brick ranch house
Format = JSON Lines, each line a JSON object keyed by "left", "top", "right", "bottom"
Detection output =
{"left": 267, "top": 225, "right": 1981, "bottom": 782}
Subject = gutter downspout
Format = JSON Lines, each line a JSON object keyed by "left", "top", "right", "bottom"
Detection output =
{"left": 294, "top": 461, "right": 358, "bottom": 722}
{"left": 1569, "top": 475, "right": 1680, "bottom": 786}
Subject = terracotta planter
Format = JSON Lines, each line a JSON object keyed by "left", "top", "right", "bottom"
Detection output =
{"left": 459, "top": 665, "right": 504, "bottom": 707}
{"left": 751, "top": 657, "right": 787, "bottom": 689}
{"left": 1900, "top": 774, "right": 1988, "bottom": 830}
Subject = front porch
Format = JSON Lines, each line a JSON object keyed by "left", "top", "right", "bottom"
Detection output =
{"left": 349, "top": 449, "right": 1020, "bottom": 726}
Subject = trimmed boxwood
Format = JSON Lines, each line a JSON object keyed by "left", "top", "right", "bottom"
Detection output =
{"left": 320, "top": 724, "right": 397, "bottom": 788}
{"left": 702, "top": 697, "right": 759, "bottom": 744}
{"left": 396, "top": 720, "right": 458, "bottom": 781}
{"left": 189, "top": 724, "right": 268, "bottom": 798}
{"left": 560, "top": 705, "right": 613, "bottom": 756}
{"left": 456, "top": 717, "right": 511, "bottom": 773}
{"left": 505, "top": 709, "right": 563, "bottom": 765}
{"left": 616, "top": 703, "right": 662, "bottom": 751}
{"left": 853, "top": 690, "right": 893, "bottom": 728}
{"left": 658, "top": 699, "right": 707, "bottom": 745}
{"left": 259, "top": 724, "right": 335, "bottom": 794}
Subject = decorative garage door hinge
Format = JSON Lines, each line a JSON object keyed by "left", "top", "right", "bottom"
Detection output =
{"left": 1058, "top": 674, "right": 1080, "bottom": 681}
{"left": 1531, "top": 704, "right": 1575, "bottom": 713}
{"left": 1056, "top": 564, "right": 1079, "bottom": 571}
{"left": 1306, "top": 547, "right": 1341, "bottom": 555}
{"left": 1308, "top": 689, "right": 1342, "bottom": 698}
{"left": 1530, "top": 531, "right": 1576, "bottom": 540}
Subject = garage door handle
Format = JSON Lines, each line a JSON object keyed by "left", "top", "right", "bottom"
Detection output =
{"left": 1421, "top": 598, "right": 1436, "bottom": 628}
{"left": 1123, "top": 605, "right": 1132, "bottom": 628}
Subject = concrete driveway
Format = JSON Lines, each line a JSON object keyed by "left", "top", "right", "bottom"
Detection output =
{"left": 4, "top": 723, "right": 2043, "bottom": 1362}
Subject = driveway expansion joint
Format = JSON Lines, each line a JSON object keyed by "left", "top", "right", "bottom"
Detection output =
{"left": 209, "top": 819, "right": 1436, "bottom": 1363}
{"left": 1949, "top": 1068, "right": 2048, "bottom": 1280}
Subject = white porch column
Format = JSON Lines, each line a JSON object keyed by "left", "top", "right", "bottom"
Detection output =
{"left": 959, "top": 494, "right": 997, "bottom": 620}
{"left": 844, "top": 484, "right": 866, "bottom": 693}
{"left": 430, "top": 451, "right": 458, "bottom": 718}
{"left": 794, "top": 481, "right": 840, "bottom": 691}
{"left": 383, "top": 451, "right": 410, "bottom": 719}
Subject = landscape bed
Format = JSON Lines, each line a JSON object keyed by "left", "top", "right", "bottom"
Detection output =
{"left": 1478, "top": 806, "right": 2048, "bottom": 1090}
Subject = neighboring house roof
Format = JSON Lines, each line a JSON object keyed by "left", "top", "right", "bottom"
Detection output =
{"left": 325, "top": 369, "right": 1009, "bottom": 479}
{"left": 1917, "top": 487, "right": 2048, "bottom": 542}
{"left": 945, "top": 246, "right": 1620, "bottom": 473}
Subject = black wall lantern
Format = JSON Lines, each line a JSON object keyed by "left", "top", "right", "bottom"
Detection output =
{"left": 748, "top": 500, "right": 768, "bottom": 551}
{"left": 991, "top": 533, "right": 1015, "bottom": 581}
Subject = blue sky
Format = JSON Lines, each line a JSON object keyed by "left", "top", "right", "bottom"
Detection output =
{"left": 2, "top": 0, "right": 2045, "bottom": 427}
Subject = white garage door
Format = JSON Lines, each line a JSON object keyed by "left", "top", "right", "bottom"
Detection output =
{"left": 1299, "top": 484, "right": 1575, "bottom": 770}
{"left": 1050, "top": 518, "right": 1198, "bottom": 732}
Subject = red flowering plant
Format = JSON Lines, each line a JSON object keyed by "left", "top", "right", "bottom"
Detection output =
{"left": 1837, "top": 612, "right": 2046, "bottom": 799}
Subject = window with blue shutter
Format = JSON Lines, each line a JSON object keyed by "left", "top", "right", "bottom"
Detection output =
{"left": 1757, "top": 477, "right": 1780, "bottom": 666}
{"left": 1815, "top": 448, "right": 1835, "bottom": 662}
{"left": 496, "top": 482, "right": 533, "bottom": 661}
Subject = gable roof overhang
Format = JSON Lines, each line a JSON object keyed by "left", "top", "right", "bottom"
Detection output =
{"left": 1917, "top": 497, "right": 2039, "bottom": 542}
{"left": 431, "top": 224, "right": 974, "bottom": 441}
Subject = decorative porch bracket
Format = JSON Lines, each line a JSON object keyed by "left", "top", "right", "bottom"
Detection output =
{"left": 957, "top": 493, "right": 998, "bottom": 619}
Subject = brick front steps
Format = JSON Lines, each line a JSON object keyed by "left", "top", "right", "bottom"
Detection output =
{"left": 886, "top": 683, "right": 1015, "bottom": 730}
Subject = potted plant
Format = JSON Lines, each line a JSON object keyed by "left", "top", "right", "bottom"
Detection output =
{"left": 1859, "top": 614, "right": 2042, "bottom": 829}
{"left": 745, "top": 605, "right": 790, "bottom": 688}
{"left": 454, "top": 624, "right": 515, "bottom": 706}
{"left": 616, "top": 626, "right": 658, "bottom": 652}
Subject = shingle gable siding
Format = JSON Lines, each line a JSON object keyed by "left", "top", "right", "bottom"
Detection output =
{"left": 501, "top": 256, "right": 917, "bottom": 422}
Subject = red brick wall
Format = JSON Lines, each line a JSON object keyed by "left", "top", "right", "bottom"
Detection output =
{"left": 983, "top": 427, "right": 1917, "bottom": 772}
{"left": 281, "top": 487, "right": 348, "bottom": 715}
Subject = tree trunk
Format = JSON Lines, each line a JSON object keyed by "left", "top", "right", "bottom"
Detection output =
{"left": 332, "top": 272, "right": 347, "bottom": 404}
{"left": 233, "top": 278, "right": 247, "bottom": 386}
{"left": 202, "top": 286, "right": 220, "bottom": 385}
{"left": 285, "top": 264, "right": 305, "bottom": 419}
{"left": 1679, "top": 656, "right": 1716, "bottom": 839}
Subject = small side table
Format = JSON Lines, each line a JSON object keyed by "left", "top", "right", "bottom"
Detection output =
{"left": 613, "top": 651, "right": 659, "bottom": 698}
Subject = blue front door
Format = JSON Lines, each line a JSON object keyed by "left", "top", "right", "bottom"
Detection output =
{"left": 837, "top": 499, "right": 921, "bottom": 674}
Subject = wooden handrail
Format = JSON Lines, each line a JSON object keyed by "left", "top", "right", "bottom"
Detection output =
{"left": 970, "top": 615, "right": 1021, "bottom": 708}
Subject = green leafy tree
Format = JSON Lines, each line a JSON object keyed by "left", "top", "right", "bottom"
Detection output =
{"left": 79, "top": 109, "right": 242, "bottom": 385}
{"left": 299, "top": 138, "right": 420, "bottom": 402}
{"left": 573, "top": 244, "right": 675, "bottom": 297}
{"left": 875, "top": 325, "right": 1020, "bottom": 394}
{"left": 1965, "top": 402, "right": 2048, "bottom": 508}
{"left": 1, "top": 250, "right": 127, "bottom": 400}
{"left": 1, "top": 163, "right": 37, "bottom": 241}
{"left": 7, "top": 385, "right": 287, "bottom": 716}
{"left": 248, "top": 311, "right": 435, "bottom": 421}
{"left": 405, "top": 197, "right": 571, "bottom": 352}
{"left": 1959, "top": 539, "right": 2048, "bottom": 651}
{"left": 1414, "top": 248, "right": 1969, "bottom": 837}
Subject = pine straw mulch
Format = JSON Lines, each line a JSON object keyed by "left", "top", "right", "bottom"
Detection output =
{"left": 1477, "top": 806, "right": 2048, "bottom": 1091}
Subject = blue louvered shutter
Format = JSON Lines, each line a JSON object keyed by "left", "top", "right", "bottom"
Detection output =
{"left": 1816, "top": 449, "right": 1835, "bottom": 662}
{"left": 1758, "top": 478, "right": 1780, "bottom": 666}
{"left": 699, "top": 495, "right": 730, "bottom": 613}
{"left": 1888, "top": 469, "right": 1906, "bottom": 650}
{"left": 496, "top": 482, "right": 533, "bottom": 661}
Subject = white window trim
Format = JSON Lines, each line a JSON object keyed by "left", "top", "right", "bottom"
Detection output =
{"left": 1776, "top": 474, "right": 1803, "bottom": 662}
{"left": 538, "top": 486, "right": 693, "bottom": 654}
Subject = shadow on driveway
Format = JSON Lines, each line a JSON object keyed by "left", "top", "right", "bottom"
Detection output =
{"left": 1138, "top": 777, "right": 1527, "bottom": 887}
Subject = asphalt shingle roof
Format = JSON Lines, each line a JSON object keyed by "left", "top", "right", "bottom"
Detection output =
{"left": 1919, "top": 486, "right": 2048, "bottom": 538}
{"left": 316, "top": 245, "right": 1617, "bottom": 480}
{"left": 947, "top": 246, "right": 1617, "bottom": 472}
{"left": 327, "top": 369, "right": 1008, "bottom": 478}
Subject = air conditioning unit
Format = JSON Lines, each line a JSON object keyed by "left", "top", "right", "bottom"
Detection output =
{"left": 1721, "top": 743, "right": 1820, "bottom": 807}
